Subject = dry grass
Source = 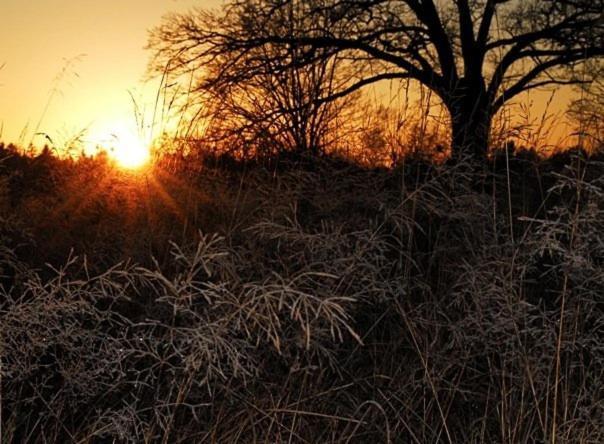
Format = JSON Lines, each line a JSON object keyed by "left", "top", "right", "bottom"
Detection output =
{"left": 0, "top": 144, "right": 603, "bottom": 443}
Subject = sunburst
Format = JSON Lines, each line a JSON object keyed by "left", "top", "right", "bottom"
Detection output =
{"left": 109, "top": 127, "right": 151, "bottom": 169}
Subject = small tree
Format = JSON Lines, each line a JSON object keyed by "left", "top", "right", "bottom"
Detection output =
{"left": 149, "top": 7, "right": 357, "bottom": 159}
{"left": 150, "top": 0, "right": 603, "bottom": 162}
{"left": 568, "top": 61, "right": 604, "bottom": 151}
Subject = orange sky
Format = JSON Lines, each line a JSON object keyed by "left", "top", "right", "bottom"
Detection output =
{"left": 0, "top": 0, "right": 221, "bottom": 152}
{"left": 0, "top": 0, "right": 579, "bottom": 153}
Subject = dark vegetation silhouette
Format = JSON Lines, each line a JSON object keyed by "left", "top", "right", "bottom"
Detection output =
{"left": 2, "top": 134, "right": 604, "bottom": 442}
{"left": 1, "top": 1, "right": 604, "bottom": 443}
{"left": 193, "top": 38, "right": 357, "bottom": 158}
{"left": 568, "top": 61, "right": 604, "bottom": 150}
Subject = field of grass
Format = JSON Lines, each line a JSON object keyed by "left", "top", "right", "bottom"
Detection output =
{"left": 1, "top": 142, "right": 603, "bottom": 442}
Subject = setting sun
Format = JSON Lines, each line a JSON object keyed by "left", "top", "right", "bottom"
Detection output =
{"left": 88, "top": 122, "right": 151, "bottom": 169}
{"left": 110, "top": 130, "right": 151, "bottom": 169}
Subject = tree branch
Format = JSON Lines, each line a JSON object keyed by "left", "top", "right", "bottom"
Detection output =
{"left": 242, "top": 34, "right": 441, "bottom": 87}
{"left": 493, "top": 48, "right": 604, "bottom": 111}
{"left": 316, "top": 72, "right": 410, "bottom": 105}
{"left": 455, "top": 0, "right": 476, "bottom": 73}
{"left": 406, "top": 0, "right": 457, "bottom": 83}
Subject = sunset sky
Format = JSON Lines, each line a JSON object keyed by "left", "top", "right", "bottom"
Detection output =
{"left": 0, "top": 0, "right": 578, "bottom": 153}
{"left": 0, "top": 0, "right": 220, "bottom": 152}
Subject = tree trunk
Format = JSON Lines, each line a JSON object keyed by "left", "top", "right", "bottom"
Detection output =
{"left": 447, "top": 84, "right": 492, "bottom": 163}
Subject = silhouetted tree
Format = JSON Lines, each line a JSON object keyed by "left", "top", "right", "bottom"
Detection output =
{"left": 150, "top": 0, "right": 604, "bottom": 162}
{"left": 568, "top": 61, "right": 604, "bottom": 151}
{"left": 202, "top": 48, "right": 355, "bottom": 158}
{"left": 149, "top": 8, "right": 357, "bottom": 158}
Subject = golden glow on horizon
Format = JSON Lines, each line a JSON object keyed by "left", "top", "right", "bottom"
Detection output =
{"left": 111, "top": 134, "right": 150, "bottom": 170}
{"left": 89, "top": 122, "right": 151, "bottom": 169}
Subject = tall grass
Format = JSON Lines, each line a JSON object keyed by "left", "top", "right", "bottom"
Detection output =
{"left": 0, "top": 143, "right": 603, "bottom": 442}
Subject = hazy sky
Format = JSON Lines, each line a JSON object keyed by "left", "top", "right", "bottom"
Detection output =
{"left": 0, "top": 0, "right": 220, "bottom": 149}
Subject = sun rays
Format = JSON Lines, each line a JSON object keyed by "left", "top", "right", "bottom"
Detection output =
{"left": 87, "top": 121, "right": 151, "bottom": 170}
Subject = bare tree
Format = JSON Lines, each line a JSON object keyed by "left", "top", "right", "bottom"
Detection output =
{"left": 149, "top": 7, "right": 357, "bottom": 159}
{"left": 201, "top": 48, "right": 354, "bottom": 158}
{"left": 149, "top": 0, "right": 603, "bottom": 162}
{"left": 568, "top": 61, "right": 604, "bottom": 151}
